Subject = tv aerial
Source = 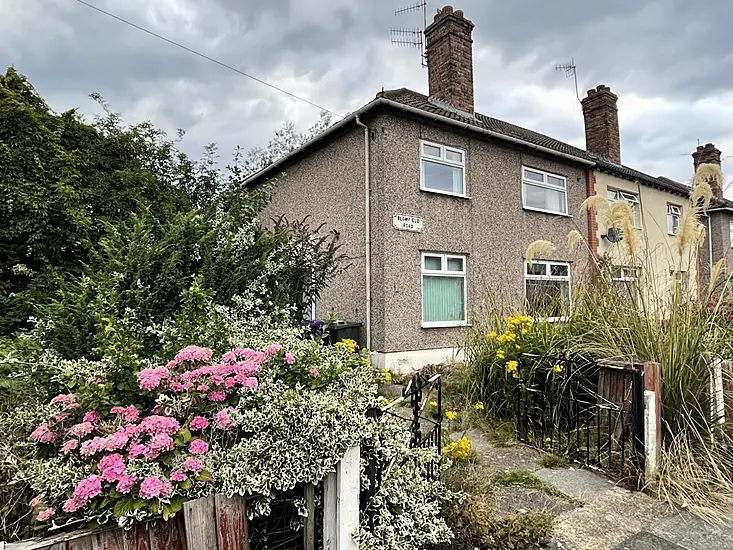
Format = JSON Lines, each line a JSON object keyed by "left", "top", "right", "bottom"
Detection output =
{"left": 555, "top": 58, "right": 580, "bottom": 103}
{"left": 391, "top": 1, "right": 428, "bottom": 68}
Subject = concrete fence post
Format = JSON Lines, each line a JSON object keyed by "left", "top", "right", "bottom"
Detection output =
{"left": 323, "top": 446, "right": 360, "bottom": 550}
{"left": 642, "top": 361, "right": 662, "bottom": 482}
{"left": 710, "top": 357, "right": 726, "bottom": 431}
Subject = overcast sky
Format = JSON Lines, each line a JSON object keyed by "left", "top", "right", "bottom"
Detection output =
{"left": 2, "top": 0, "right": 732, "bottom": 189}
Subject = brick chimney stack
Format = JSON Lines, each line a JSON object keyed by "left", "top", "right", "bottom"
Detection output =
{"left": 424, "top": 6, "right": 475, "bottom": 114}
{"left": 692, "top": 143, "right": 724, "bottom": 199}
{"left": 581, "top": 85, "right": 621, "bottom": 165}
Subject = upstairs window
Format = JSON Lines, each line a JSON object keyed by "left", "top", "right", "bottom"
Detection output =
{"left": 422, "top": 253, "right": 467, "bottom": 327}
{"left": 524, "top": 261, "right": 571, "bottom": 320}
{"left": 522, "top": 167, "right": 568, "bottom": 215}
{"left": 420, "top": 141, "right": 466, "bottom": 196}
{"left": 729, "top": 220, "right": 733, "bottom": 248}
{"left": 667, "top": 203, "right": 681, "bottom": 236}
{"left": 607, "top": 189, "right": 641, "bottom": 228}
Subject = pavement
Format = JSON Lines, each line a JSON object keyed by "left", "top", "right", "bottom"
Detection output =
{"left": 464, "top": 428, "right": 733, "bottom": 550}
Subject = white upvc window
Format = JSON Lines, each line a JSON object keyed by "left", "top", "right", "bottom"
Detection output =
{"left": 607, "top": 189, "right": 641, "bottom": 228}
{"left": 729, "top": 220, "right": 733, "bottom": 248}
{"left": 611, "top": 266, "right": 640, "bottom": 304}
{"left": 524, "top": 261, "right": 571, "bottom": 321}
{"left": 420, "top": 140, "right": 466, "bottom": 197}
{"left": 522, "top": 167, "right": 568, "bottom": 215}
{"left": 421, "top": 252, "right": 467, "bottom": 327}
{"left": 667, "top": 203, "right": 681, "bottom": 236}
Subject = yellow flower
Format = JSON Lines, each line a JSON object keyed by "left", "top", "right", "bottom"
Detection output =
{"left": 362, "top": 358, "right": 371, "bottom": 366}
{"left": 512, "top": 371, "right": 519, "bottom": 379}
{"left": 553, "top": 364, "right": 563, "bottom": 374}
{"left": 429, "top": 400, "right": 438, "bottom": 408}
{"left": 473, "top": 402, "right": 485, "bottom": 411}
{"left": 442, "top": 436, "right": 472, "bottom": 460}
{"left": 334, "top": 338, "right": 358, "bottom": 354}
{"left": 506, "top": 360, "right": 519, "bottom": 374}
{"left": 445, "top": 410, "right": 458, "bottom": 421}
{"left": 496, "top": 350, "right": 505, "bottom": 360}
{"left": 521, "top": 328, "right": 528, "bottom": 335}
{"left": 380, "top": 369, "right": 393, "bottom": 383}
{"left": 384, "top": 397, "right": 396, "bottom": 405}
{"left": 488, "top": 331, "right": 497, "bottom": 340}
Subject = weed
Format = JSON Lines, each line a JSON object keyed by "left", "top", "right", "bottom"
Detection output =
{"left": 492, "top": 470, "right": 579, "bottom": 504}
{"left": 540, "top": 453, "right": 568, "bottom": 469}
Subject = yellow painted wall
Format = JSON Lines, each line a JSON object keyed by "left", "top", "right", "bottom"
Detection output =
{"left": 594, "top": 171, "right": 696, "bottom": 306}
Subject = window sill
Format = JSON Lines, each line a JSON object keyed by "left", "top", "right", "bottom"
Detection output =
{"left": 421, "top": 322, "right": 471, "bottom": 329}
{"left": 420, "top": 188, "right": 471, "bottom": 200}
{"left": 522, "top": 206, "right": 572, "bottom": 218}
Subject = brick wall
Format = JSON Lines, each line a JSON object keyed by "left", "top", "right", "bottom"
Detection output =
{"left": 424, "top": 6, "right": 475, "bottom": 114}
{"left": 581, "top": 85, "right": 621, "bottom": 164}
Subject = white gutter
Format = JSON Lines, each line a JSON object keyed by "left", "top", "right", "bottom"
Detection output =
{"left": 242, "top": 96, "right": 595, "bottom": 188}
{"left": 355, "top": 115, "right": 372, "bottom": 350}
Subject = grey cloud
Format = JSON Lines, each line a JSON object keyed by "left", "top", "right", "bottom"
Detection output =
{"left": 1, "top": 0, "right": 732, "bottom": 187}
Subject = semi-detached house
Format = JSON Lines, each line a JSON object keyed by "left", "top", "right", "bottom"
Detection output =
{"left": 243, "top": 5, "right": 729, "bottom": 373}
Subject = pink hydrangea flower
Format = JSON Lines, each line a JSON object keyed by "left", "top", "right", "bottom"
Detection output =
{"left": 242, "top": 377, "right": 258, "bottom": 389}
{"left": 149, "top": 434, "right": 174, "bottom": 453}
{"left": 188, "top": 440, "right": 209, "bottom": 455}
{"left": 98, "top": 453, "right": 127, "bottom": 482}
{"left": 189, "top": 416, "right": 209, "bottom": 431}
{"left": 50, "top": 394, "right": 75, "bottom": 406}
{"left": 174, "top": 346, "right": 213, "bottom": 364}
{"left": 143, "top": 446, "right": 161, "bottom": 460}
{"left": 137, "top": 415, "right": 180, "bottom": 436}
{"left": 311, "top": 368, "right": 320, "bottom": 377}
{"left": 104, "top": 429, "right": 130, "bottom": 451}
{"left": 80, "top": 437, "right": 107, "bottom": 456}
{"left": 137, "top": 366, "right": 171, "bottom": 391}
{"left": 170, "top": 471, "right": 188, "bottom": 482}
{"left": 196, "top": 384, "right": 210, "bottom": 392}
{"left": 182, "top": 381, "right": 194, "bottom": 391}
{"left": 139, "top": 477, "right": 173, "bottom": 500}
{"left": 221, "top": 351, "right": 237, "bottom": 364}
{"left": 63, "top": 498, "right": 84, "bottom": 513}
{"left": 73, "top": 475, "right": 102, "bottom": 503}
{"left": 116, "top": 474, "right": 138, "bottom": 494}
{"left": 266, "top": 344, "right": 282, "bottom": 355}
{"left": 284, "top": 353, "right": 296, "bottom": 365}
{"left": 213, "top": 408, "right": 235, "bottom": 430}
{"left": 86, "top": 377, "right": 103, "bottom": 385}
{"left": 183, "top": 457, "right": 204, "bottom": 473}
{"left": 83, "top": 410, "right": 101, "bottom": 424}
{"left": 53, "top": 413, "right": 70, "bottom": 423}
{"left": 110, "top": 405, "right": 139, "bottom": 423}
{"left": 207, "top": 390, "right": 226, "bottom": 402}
{"left": 166, "top": 360, "right": 179, "bottom": 369}
{"left": 224, "top": 377, "right": 237, "bottom": 389}
{"left": 69, "top": 422, "right": 95, "bottom": 438}
{"left": 31, "top": 424, "right": 56, "bottom": 444}
{"left": 170, "top": 382, "right": 184, "bottom": 392}
{"left": 128, "top": 444, "right": 147, "bottom": 459}
{"left": 30, "top": 495, "right": 43, "bottom": 507}
{"left": 37, "top": 508, "right": 55, "bottom": 521}
{"left": 62, "top": 440, "right": 79, "bottom": 455}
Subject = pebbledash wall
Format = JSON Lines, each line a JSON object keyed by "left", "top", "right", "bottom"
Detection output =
{"left": 263, "top": 112, "right": 591, "bottom": 373}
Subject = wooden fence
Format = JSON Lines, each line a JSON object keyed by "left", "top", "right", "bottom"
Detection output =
{"left": 3, "top": 448, "right": 360, "bottom": 550}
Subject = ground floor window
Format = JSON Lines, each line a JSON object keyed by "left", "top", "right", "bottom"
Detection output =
{"left": 524, "top": 261, "right": 571, "bottom": 320}
{"left": 422, "top": 252, "right": 467, "bottom": 327}
{"left": 611, "top": 266, "right": 640, "bottom": 304}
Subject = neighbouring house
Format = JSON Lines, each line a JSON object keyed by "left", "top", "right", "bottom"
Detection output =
{"left": 244, "top": 5, "right": 727, "bottom": 372}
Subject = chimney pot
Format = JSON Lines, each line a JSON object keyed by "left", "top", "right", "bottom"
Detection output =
{"left": 581, "top": 83, "right": 621, "bottom": 164}
{"left": 425, "top": 6, "right": 475, "bottom": 113}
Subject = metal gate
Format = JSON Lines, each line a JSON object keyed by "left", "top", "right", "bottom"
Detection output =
{"left": 515, "top": 353, "right": 645, "bottom": 482}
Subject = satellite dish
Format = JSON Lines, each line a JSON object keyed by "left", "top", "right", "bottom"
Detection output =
{"left": 605, "top": 227, "right": 623, "bottom": 243}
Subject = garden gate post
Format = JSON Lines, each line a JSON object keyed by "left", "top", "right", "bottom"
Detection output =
{"left": 642, "top": 362, "right": 662, "bottom": 482}
{"left": 322, "top": 446, "right": 360, "bottom": 550}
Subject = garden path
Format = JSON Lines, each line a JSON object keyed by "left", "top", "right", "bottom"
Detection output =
{"left": 465, "top": 428, "right": 733, "bottom": 550}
